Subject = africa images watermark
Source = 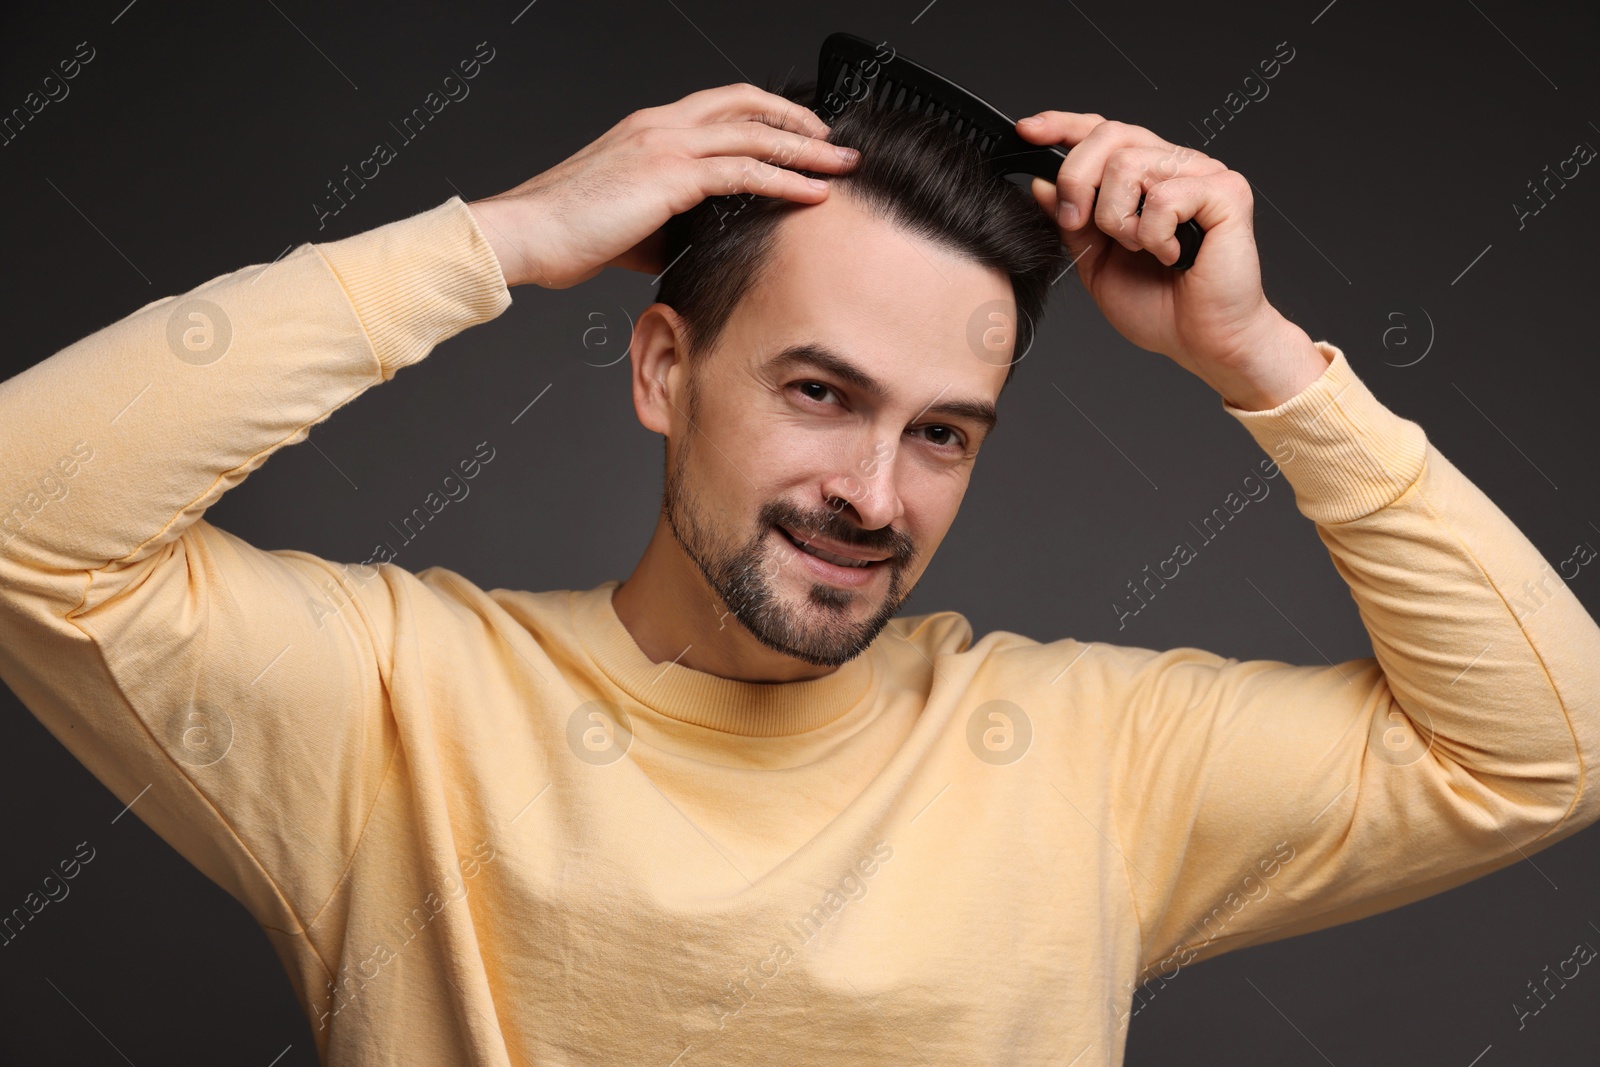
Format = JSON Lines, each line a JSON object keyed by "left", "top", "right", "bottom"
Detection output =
{"left": 308, "top": 439, "right": 498, "bottom": 630}
{"left": 313, "top": 40, "right": 498, "bottom": 230}
{"left": 1511, "top": 926, "right": 1598, "bottom": 1031}
{"left": 1185, "top": 39, "right": 1297, "bottom": 147}
{"left": 0, "top": 440, "right": 95, "bottom": 549}
{"left": 315, "top": 838, "right": 498, "bottom": 1031}
{"left": 0, "top": 39, "right": 96, "bottom": 149}
{"left": 1111, "top": 440, "right": 1298, "bottom": 630}
{"left": 705, "top": 841, "right": 895, "bottom": 1032}
{"left": 0, "top": 840, "right": 98, "bottom": 949}
{"left": 697, "top": 37, "right": 895, "bottom": 241}
{"left": 1512, "top": 132, "right": 1594, "bottom": 231}
{"left": 1110, "top": 838, "right": 1298, "bottom": 1032}
{"left": 1502, "top": 528, "right": 1597, "bottom": 630}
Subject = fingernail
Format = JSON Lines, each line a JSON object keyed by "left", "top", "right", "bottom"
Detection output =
{"left": 1057, "top": 201, "right": 1079, "bottom": 228}
{"left": 808, "top": 177, "right": 829, "bottom": 189}
{"left": 1019, "top": 115, "right": 1042, "bottom": 126}
{"left": 836, "top": 146, "right": 859, "bottom": 162}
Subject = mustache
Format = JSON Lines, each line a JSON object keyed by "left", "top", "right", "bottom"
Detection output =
{"left": 760, "top": 502, "right": 915, "bottom": 564}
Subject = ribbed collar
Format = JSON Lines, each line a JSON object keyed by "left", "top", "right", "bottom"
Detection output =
{"left": 569, "top": 580, "right": 878, "bottom": 737}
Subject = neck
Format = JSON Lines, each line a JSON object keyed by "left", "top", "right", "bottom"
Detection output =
{"left": 611, "top": 516, "right": 844, "bottom": 684}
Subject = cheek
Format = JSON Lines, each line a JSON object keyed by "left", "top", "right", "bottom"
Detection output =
{"left": 905, "top": 476, "right": 967, "bottom": 553}
{"left": 741, "top": 434, "right": 860, "bottom": 504}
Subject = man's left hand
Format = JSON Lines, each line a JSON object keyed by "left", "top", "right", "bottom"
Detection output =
{"left": 1015, "top": 112, "right": 1329, "bottom": 410}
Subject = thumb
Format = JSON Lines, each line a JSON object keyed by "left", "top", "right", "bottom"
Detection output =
{"left": 1030, "top": 176, "right": 1103, "bottom": 283}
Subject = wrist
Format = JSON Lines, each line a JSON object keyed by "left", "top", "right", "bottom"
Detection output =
{"left": 466, "top": 197, "right": 524, "bottom": 288}
{"left": 1214, "top": 315, "right": 1329, "bottom": 412}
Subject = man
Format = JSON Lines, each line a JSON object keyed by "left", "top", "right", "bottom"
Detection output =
{"left": 1, "top": 74, "right": 1596, "bottom": 1065}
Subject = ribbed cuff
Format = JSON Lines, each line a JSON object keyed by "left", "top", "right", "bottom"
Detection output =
{"left": 1222, "top": 340, "right": 1428, "bottom": 525}
{"left": 313, "top": 196, "right": 512, "bottom": 379}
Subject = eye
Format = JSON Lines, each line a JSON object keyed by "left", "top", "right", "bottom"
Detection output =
{"left": 794, "top": 380, "right": 840, "bottom": 405}
{"left": 909, "top": 424, "right": 967, "bottom": 451}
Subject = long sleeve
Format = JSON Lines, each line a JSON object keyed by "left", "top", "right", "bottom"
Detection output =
{"left": 1096, "top": 340, "right": 1600, "bottom": 989}
{"left": 0, "top": 196, "right": 511, "bottom": 930}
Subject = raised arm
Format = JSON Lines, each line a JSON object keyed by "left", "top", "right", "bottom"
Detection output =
{"left": 0, "top": 196, "right": 511, "bottom": 924}
{"left": 1090, "top": 340, "right": 1600, "bottom": 1005}
{"left": 1006, "top": 108, "right": 1600, "bottom": 1021}
{"left": 0, "top": 82, "right": 860, "bottom": 928}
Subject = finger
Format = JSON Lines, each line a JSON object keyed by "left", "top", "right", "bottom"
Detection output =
{"left": 1014, "top": 110, "right": 1107, "bottom": 149}
{"left": 689, "top": 120, "right": 861, "bottom": 186}
{"left": 677, "top": 82, "right": 835, "bottom": 142}
{"left": 1029, "top": 175, "right": 1110, "bottom": 281}
{"left": 1045, "top": 119, "right": 1179, "bottom": 233}
{"left": 700, "top": 154, "right": 838, "bottom": 206}
{"left": 1132, "top": 171, "right": 1253, "bottom": 266}
{"left": 1095, "top": 145, "right": 1226, "bottom": 251}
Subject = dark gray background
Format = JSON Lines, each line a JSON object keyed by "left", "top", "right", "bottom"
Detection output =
{"left": 2, "top": 0, "right": 1597, "bottom": 1063}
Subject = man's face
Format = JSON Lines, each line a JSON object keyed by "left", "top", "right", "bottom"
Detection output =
{"left": 659, "top": 187, "right": 1015, "bottom": 668}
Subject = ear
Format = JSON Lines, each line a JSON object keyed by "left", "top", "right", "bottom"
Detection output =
{"left": 630, "top": 303, "right": 690, "bottom": 437}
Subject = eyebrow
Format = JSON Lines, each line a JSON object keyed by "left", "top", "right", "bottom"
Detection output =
{"left": 761, "top": 342, "right": 999, "bottom": 441}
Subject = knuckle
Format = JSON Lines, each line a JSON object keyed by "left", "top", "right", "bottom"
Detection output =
{"left": 742, "top": 157, "right": 778, "bottom": 188}
{"left": 723, "top": 158, "right": 755, "bottom": 193}
{"left": 1057, "top": 170, "right": 1093, "bottom": 196}
{"left": 1105, "top": 146, "right": 1142, "bottom": 173}
{"left": 1157, "top": 154, "right": 1188, "bottom": 179}
{"left": 1092, "top": 196, "right": 1124, "bottom": 229}
{"left": 624, "top": 104, "right": 660, "bottom": 127}
{"left": 632, "top": 124, "right": 668, "bottom": 154}
{"left": 699, "top": 152, "right": 729, "bottom": 178}
{"left": 737, "top": 119, "right": 771, "bottom": 148}
{"left": 1144, "top": 182, "right": 1180, "bottom": 211}
{"left": 779, "top": 133, "right": 812, "bottom": 166}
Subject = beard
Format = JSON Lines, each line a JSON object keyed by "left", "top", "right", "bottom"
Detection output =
{"left": 660, "top": 400, "right": 918, "bottom": 668}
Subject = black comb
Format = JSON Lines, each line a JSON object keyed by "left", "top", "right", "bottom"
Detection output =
{"left": 813, "top": 32, "right": 1204, "bottom": 271}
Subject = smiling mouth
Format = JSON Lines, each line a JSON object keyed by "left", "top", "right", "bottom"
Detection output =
{"left": 775, "top": 525, "right": 888, "bottom": 569}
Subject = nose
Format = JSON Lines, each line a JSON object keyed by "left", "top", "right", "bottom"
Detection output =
{"left": 818, "top": 434, "right": 905, "bottom": 534}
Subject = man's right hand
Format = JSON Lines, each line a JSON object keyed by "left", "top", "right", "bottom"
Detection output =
{"left": 466, "top": 83, "right": 861, "bottom": 290}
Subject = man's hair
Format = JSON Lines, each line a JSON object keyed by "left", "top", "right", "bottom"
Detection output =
{"left": 656, "top": 74, "right": 1069, "bottom": 395}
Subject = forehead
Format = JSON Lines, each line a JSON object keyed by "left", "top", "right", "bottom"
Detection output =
{"left": 736, "top": 187, "right": 1015, "bottom": 397}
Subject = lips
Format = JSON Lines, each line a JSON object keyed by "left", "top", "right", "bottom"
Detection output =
{"left": 776, "top": 525, "right": 888, "bottom": 568}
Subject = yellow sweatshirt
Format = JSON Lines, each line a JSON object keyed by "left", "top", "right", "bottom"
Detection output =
{"left": 2, "top": 196, "right": 1597, "bottom": 1066}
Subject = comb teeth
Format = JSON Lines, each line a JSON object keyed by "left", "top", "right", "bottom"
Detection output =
{"left": 865, "top": 76, "right": 1000, "bottom": 159}
{"left": 814, "top": 31, "right": 1203, "bottom": 268}
{"left": 819, "top": 36, "right": 1017, "bottom": 167}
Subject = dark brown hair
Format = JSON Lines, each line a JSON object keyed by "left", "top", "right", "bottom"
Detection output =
{"left": 655, "top": 72, "right": 1069, "bottom": 394}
